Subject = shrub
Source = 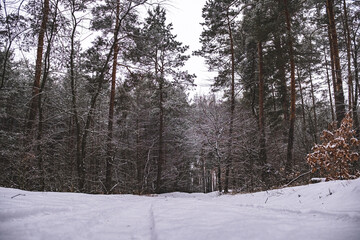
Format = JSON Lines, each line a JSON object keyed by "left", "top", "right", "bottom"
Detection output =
{"left": 306, "top": 113, "right": 359, "bottom": 180}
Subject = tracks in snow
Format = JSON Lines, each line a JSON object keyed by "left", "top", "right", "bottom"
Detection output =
{"left": 149, "top": 204, "right": 157, "bottom": 240}
{"left": 233, "top": 203, "right": 360, "bottom": 222}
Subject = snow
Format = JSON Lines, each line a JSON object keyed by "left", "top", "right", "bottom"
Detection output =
{"left": 1, "top": 179, "right": 360, "bottom": 240}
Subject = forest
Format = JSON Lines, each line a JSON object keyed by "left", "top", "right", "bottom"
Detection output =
{"left": 0, "top": 0, "right": 359, "bottom": 194}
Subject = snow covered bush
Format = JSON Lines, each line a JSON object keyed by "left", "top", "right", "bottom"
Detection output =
{"left": 306, "top": 113, "right": 360, "bottom": 180}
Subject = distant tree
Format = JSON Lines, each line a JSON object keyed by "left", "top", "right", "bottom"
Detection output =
{"left": 127, "top": 6, "right": 194, "bottom": 193}
{"left": 2, "top": 0, "right": 360, "bottom": 194}
{"left": 197, "top": 0, "right": 242, "bottom": 192}
{"left": 0, "top": 0, "right": 27, "bottom": 89}
{"left": 193, "top": 95, "right": 229, "bottom": 192}
{"left": 341, "top": 0, "right": 359, "bottom": 136}
{"left": 72, "top": 0, "right": 147, "bottom": 191}
{"left": 0, "top": 58, "right": 31, "bottom": 190}
{"left": 66, "top": 0, "right": 90, "bottom": 192}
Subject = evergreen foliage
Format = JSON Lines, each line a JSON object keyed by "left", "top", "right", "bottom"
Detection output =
{"left": 0, "top": 0, "right": 359, "bottom": 193}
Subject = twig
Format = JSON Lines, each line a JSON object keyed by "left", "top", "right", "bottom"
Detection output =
{"left": 284, "top": 171, "right": 311, "bottom": 187}
{"left": 109, "top": 183, "right": 119, "bottom": 193}
{"left": 11, "top": 194, "right": 26, "bottom": 199}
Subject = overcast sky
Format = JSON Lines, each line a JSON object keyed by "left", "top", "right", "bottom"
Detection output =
{"left": 10, "top": 0, "right": 215, "bottom": 99}
{"left": 164, "top": 0, "right": 216, "bottom": 99}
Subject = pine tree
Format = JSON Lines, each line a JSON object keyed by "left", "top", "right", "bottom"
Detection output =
{"left": 26, "top": 0, "right": 50, "bottom": 133}
{"left": 105, "top": 0, "right": 121, "bottom": 194}
{"left": 127, "top": 6, "right": 194, "bottom": 193}
{"left": 70, "top": 0, "right": 147, "bottom": 191}
{"left": 326, "top": 0, "right": 345, "bottom": 125}
{"left": 282, "top": 0, "right": 297, "bottom": 174}
{"left": 197, "top": 0, "right": 242, "bottom": 192}
{"left": 0, "top": 1, "right": 27, "bottom": 89}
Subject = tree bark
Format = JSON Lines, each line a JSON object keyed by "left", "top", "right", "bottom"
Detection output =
{"left": 326, "top": 0, "right": 346, "bottom": 125}
{"left": 36, "top": 0, "right": 59, "bottom": 191}
{"left": 156, "top": 75, "right": 164, "bottom": 193}
{"left": 342, "top": 0, "right": 353, "bottom": 113}
{"left": 258, "top": 41, "right": 268, "bottom": 185}
{"left": 105, "top": 0, "right": 120, "bottom": 193}
{"left": 217, "top": 165, "right": 222, "bottom": 192}
{"left": 26, "top": 0, "right": 50, "bottom": 132}
{"left": 224, "top": 11, "right": 235, "bottom": 193}
{"left": 155, "top": 46, "right": 165, "bottom": 193}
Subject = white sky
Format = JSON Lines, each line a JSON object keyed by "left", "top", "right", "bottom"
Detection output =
{"left": 8, "top": 0, "right": 216, "bottom": 99}
{"left": 164, "top": 0, "right": 216, "bottom": 99}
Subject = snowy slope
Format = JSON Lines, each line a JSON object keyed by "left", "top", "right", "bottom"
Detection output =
{"left": 1, "top": 179, "right": 359, "bottom": 240}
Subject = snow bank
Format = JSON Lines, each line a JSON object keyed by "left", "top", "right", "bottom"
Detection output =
{"left": 1, "top": 179, "right": 359, "bottom": 240}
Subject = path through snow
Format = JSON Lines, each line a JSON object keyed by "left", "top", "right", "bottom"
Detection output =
{"left": 1, "top": 179, "right": 360, "bottom": 240}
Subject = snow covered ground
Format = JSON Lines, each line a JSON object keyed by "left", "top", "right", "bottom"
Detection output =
{"left": 1, "top": 179, "right": 360, "bottom": 240}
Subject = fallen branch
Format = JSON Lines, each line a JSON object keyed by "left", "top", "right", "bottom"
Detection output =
{"left": 284, "top": 171, "right": 311, "bottom": 187}
{"left": 11, "top": 194, "right": 26, "bottom": 199}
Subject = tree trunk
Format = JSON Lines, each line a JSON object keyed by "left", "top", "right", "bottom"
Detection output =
{"left": 308, "top": 39, "right": 318, "bottom": 143}
{"left": 77, "top": 1, "right": 141, "bottom": 192}
{"left": 351, "top": 36, "right": 360, "bottom": 136}
{"left": 258, "top": 41, "right": 268, "bottom": 185}
{"left": 324, "top": 47, "right": 336, "bottom": 122}
{"left": 326, "top": 0, "right": 346, "bottom": 125}
{"left": 224, "top": 11, "right": 235, "bottom": 193}
{"left": 36, "top": 0, "right": 59, "bottom": 191}
{"left": 155, "top": 47, "right": 165, "bottom": 193}
{"left": 327, "top": 25, "right": 338, "bottom": 112}
{"left": 296, "top": 69, "right": 311, "bottom": 153}
{"left": 156, "top": 75, "right": 164, "bottom": 193}
{"left": 26, "top": 0, "right": 50, "bottom": 132}
{"left": 201, "top": 149, "right": 206, "bottom": 193}
{"left": 283, "top": 0, "right": 296, "bottom": 174}
{"left": 341, "top": 0, "right": 359, "bottom": 135}
{"left": 274, "top": 36, "right": 289, "bottom": 141}
{"left": 69, "top": 0, "right": 84, "bottom": 192}
{"left": 0, "top": 15, "right": 13, "bottom": 90}
{"left": 297, "top": 70, "right": 306, "bottom": 132}
{"left": 217, "top": 165, "right": 222, "bottom": 192}
{"left": 136, "top": 115, "right": 143, "bottom": 193}
{"left": 105, "top": 0, "right": 120, "bottom": 193}
{"left": 270, "top": 84, "right": 277, "bottom": 113}
{"left": 342, "top": 0, "right": 353, "bottom": 114}
{"left": 0, "top": 42, "right": 12, "bottom": 89}
{"left": 352, "top": 40, "right": 360, "bottom": 100}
